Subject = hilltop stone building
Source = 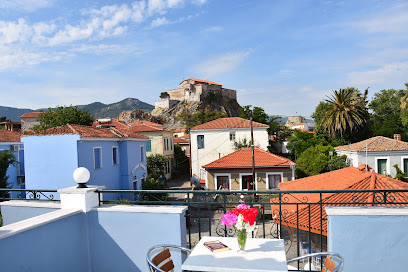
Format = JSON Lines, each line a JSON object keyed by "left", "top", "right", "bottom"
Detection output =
{"left": 155, "top": 78, "right": 237, "bottom": 110}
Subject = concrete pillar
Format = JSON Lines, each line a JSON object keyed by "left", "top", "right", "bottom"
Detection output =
{"left": 58, "top": 186, "right": 105, "bottom": 212}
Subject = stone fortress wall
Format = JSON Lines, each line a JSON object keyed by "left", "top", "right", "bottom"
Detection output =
{"left": 155, "top": 78, "right": 237, "bottom": 109}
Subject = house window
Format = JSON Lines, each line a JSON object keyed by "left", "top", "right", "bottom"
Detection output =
{"left": 165, "top": 160, "right": 170, "bottom": 174}
{"left": 230, "top": 132, "right": 235, "bottom": 141}
{"left": 404, "top": 158, "right": 408, "bottom": 177}
{"left": 141, "top": 146, "right": 144, "bottom": 161}
{"left": 112, "top": 146, "right": 119, "bottom": 165}
{"left": 167, "top": 138, "right": 169, "bottom": 151}
{"left": 216, "top": 176, "right": 229, "bottom": 190}
{"left": 197, "top": 135, "right": 204, "bottom": 149}
{"left": 170, "top": 138, "right": 173, "bottom": 150}
{"left": 241, "top": 175, "right": 255, "bottom": 190}
{"left": 377, "top": 159, "right": 387, "bottom": 175}
{"left": 94, "top": 147, "right": 102, "bottom": 169}
{"left": 267, "top": 174, "right": 282, "bottom": 189}
{"left": 146, "top": 140, "right": 152, "bottom": 152}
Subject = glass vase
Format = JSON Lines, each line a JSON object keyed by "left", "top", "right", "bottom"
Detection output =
{"left": 237, "top": 229, "right": 247, "bottom": 253}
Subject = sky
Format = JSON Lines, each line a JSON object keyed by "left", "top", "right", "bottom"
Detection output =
{"left": 0, "top": 0, "right": 407, "bottom": 117}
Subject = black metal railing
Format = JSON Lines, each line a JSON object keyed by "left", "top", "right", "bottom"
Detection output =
{"left": 96, "top": 188, "right": 408, "bottom": 270}
{"left": 0, "top": 189, "right": 59, "bottom": 201}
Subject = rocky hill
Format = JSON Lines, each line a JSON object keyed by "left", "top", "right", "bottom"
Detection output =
{"left": 0, "top": 98, "right": 154, "bottom": 122}
{"left": 119, "top": 95, "right": 242, "bottom": 130}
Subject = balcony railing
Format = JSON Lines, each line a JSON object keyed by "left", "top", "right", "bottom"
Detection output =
{"left": 96, "top": 188, "right": 408, "bottom": 269}
{"left": 0, "top": 189, "right": 59, "bottom": 201}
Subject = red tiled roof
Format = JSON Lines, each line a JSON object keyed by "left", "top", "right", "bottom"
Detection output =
{"left": 181, "top": 78, "right": 222, "bottom": 86}
{"left": 130, "top": 120, "right": 164, "bottom": 128}
{"left": 179, "top": 134, "right": 190, "bottom": 139}
{"left": 94, "top": 118, "right": 170, "bottom": 133}
{"left": 173, "top": 128, "right": 185, "bottom": 133}
{"left": 31, "top": 124, "right": 148, "bottom": 139}
{"left": 291, "top": 122, "right": 306, "bottom": 126}
{"left": 174, "top": 137, "right": 189, "bottom": 144}
{"left": 273, "top": 166, "right": 408, "bottom": 235}
{"left": 203, "top": 147, "right": 295, "bottom": 169}
{"left": 0, "top": 130, "right": 21, "bottom": 142}
{"left": 20, "top": 112, "right": 41, "bottom": 118}
{"left": 191, "top": 117, "right": 269, "bottom": 130}
{"left": 335, "top": 136, "right": 408, "bottom": 152}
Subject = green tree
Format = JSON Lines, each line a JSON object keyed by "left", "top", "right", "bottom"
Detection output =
{"left": 327, "top": 154, "right": 348, "bottom": 172}
{"left": 369, "top": 88, "right": 408, "bottom": 140}
{"left": 234, "top": 137, "right": 252, "bottom": 150}
{"left": 296, "top": 145, "right": 342, "bottom": 177}
{"left": 311, "top": 101, "right": 331, "bottom": 137}
{"left": 0, "top": 150, "right": 17, "bottom": 198}
{"left": 147, "top": 154, "right": 168, "bottom": 180}
{"left": 286, "top": 130, "right": 325, "bottom": 159}
{"left": 160, "top": 92, "right": 170, "bottom": 99}
{"left": 141, "top": 178, "right": 168, "bottom": 202}
{"left": 33, "top": 105, "right": 94, "bottom": 132}
{"left": 323, "top": 88, "right": 369, "bottom": 140}
{"left": 393, "top": 164, "right": 408, "bottom": 183}
{"left": 177, "top": 110, "right": 225, "bottom": 132}
{"left": 173, "top": 144, "right": 189, "bottom": 177}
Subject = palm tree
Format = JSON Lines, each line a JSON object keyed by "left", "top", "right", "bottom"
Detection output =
{"left": 400, "top": 83, "right": 408, "bottom": 110}
{"left": 323, "top": 88, "right": 367, "bottom": 138}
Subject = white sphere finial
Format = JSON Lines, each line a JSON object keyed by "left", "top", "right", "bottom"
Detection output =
{"left": 73, "top": 167, "right": 90, "bottom": 188}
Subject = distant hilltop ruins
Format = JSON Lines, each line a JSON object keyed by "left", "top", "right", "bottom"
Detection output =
{"left": 154, "top": 78, "right": 237, "bottom": 110}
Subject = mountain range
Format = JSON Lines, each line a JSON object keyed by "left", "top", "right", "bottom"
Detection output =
{"left": 0, "top": 98, "right": 154, "bottom": 122}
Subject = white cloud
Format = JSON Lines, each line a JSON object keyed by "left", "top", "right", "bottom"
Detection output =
{"left": 193, "top": 51, "right": 251, "bottom": 78}
{"left": 150, "top": 17, "right": 171, "bottom": 28}
{"left": 0, "top": 0, "right": 53, "bottom": 12}
{"left": 0, "top": 18, "right": 31, "bottom": 44}
{"left": 204, "top": 26, "right": 223, "bottom": 32}
{"left": 348, "top": 62, "right": 408, "bottom": 86}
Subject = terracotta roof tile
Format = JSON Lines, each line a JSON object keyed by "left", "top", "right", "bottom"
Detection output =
{"left": 291, "top": 122, "right": 306, "bottom": 126}
{"left": 174, "top": 137, "right": 189, "bottom": 144}
{"left": 20, "top": 112, "right": 41, "bottom": 118}
{"left": 182, "top": 78, "right": 222, "bottom": 86}
{"left": 173, "top": 128, "right": 185, "bottom": 133}
{"left": 31, "top": 124, "right": 148, "bottom": 139}
{"left": 335, "top": 136, "right": 408, "bottom": 152}
{"left": 273, "top": 166, "right": 408, "bottom": 235}
{"left": 191, "top": 117, "right": 269, "bottom": 130}
{"left": 0, "top": 130, "right": 21, "bottom": 142}
{"left": 203, "top": 147, "right": 295, "bottom": 169}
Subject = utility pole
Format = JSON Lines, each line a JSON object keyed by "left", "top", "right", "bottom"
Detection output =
{"left": 250, "top": 109, "right": 255, "bottom": 188}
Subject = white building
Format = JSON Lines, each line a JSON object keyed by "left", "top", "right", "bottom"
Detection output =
{"left": 335, "top": 134, "right": 408, "bottom": 177}
{"left": 189, "top": 117, "right": 269, "bottom": 179}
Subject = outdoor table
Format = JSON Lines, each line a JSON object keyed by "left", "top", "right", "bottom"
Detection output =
{"left": 181, "top": 236, "right": 288, "bottom": 272}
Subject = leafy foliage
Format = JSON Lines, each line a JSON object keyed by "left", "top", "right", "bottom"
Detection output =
{"left": 234, "top": 137, "right": 252, "bottom": 150}
{"left": 173, "top": 144, "right": 189, "bottom": 178}
{"left": 33, "top": 105, "right": 94, "bottom": 132}
{"left": 147, "top": 154, "right": 168, "bottom": 180}
{"left": 321, "top": 88, "right": 369, "bottom": 140}
{"left": 369, "top": 88, "right": 408, "bottom": 141}
{"left": 393, "top": 164, "right": 408, "bottom": 183}
{"left": 141, "top": 178, "right": 168, "bottom": 202}
{"left": 296, "top": 145, "right": 346, "bottom": 177}
{"left": 286, "top": 130, "right": 325, "bottom": 159}
{"left": 177, "top": 110, "right": 225, "bottom": 132}
{"left": 160, "top": 92, "right": 170, "bottom": 99}
{"left": 240, "top": 105, "right": 284, "bottom": 136}
{"left": 0, "top": 150, "right": 16, "bottom": 198}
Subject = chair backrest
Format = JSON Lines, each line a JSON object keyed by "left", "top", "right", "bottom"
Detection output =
{"left": 151, "top": 248, "right": 174, "bottom": 272}
{"left": 147, "top": 244, "right": 192, "bottom": 272}
{"left": 287, "top": 252, "right": 344, "bottom": 272}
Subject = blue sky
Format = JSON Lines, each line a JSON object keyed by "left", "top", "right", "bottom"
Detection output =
{"left": 0, "top": 0, "right": 407, "bottom": 117}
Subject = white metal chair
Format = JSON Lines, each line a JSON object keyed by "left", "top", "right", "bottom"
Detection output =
{"left": 287, "top": 252, "right": 344, "bottom": 272}
{"left": 146, "top": 244, "right": 192, "bottom": 272}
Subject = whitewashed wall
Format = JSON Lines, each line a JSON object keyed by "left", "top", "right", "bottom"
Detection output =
{"left": 326, "top": 207, "right": 408, "bottom": 272}
{"left": 190, "top": 127, "right": 268, "bottom": 178}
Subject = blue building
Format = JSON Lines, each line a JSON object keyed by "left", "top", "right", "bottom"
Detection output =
{"left": 22, "top": 124, "right": 149, "bottom": 198}
{"left": 0, "top": 130, "right": 25, "bottom": 194}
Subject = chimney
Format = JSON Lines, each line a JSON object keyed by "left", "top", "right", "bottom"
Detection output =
{"left": 394, "top": 134, "right": 401, "bottom": 141}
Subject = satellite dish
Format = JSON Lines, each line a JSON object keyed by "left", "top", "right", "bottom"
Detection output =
{"left": 190, "top": 175, "right": 200, "bottom": 186}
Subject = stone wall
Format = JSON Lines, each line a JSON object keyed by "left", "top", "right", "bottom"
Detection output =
{"left": 21, "top": 117, "right": 39, "bottom": 132}
{"left": 155, "top": 99, "right": 179, "bottom": 109}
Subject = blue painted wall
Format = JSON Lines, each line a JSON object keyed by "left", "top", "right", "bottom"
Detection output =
{"left": 0, "top": 143, "right": 24, "bottom": 196}
{"left": 1, "top": 205, "right": 59, "bottom": 225}
{"left": 119, "top": 140, "right": 147, "bottom": 191}
{"left": 88, "top": 208, "right": 186, "bottom": 272}
{"left": 0, "top": 212, "right": 88, "bottom": 272}
{"left": 22, "top": 135, "right": 80, "bottom": 190}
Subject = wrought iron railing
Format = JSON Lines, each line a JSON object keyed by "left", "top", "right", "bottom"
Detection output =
{"left": 0, "top": 189, "right": 59, "bottom": 201}
{"left": 96, "top": 188, "right": 408, "bottom": 270}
